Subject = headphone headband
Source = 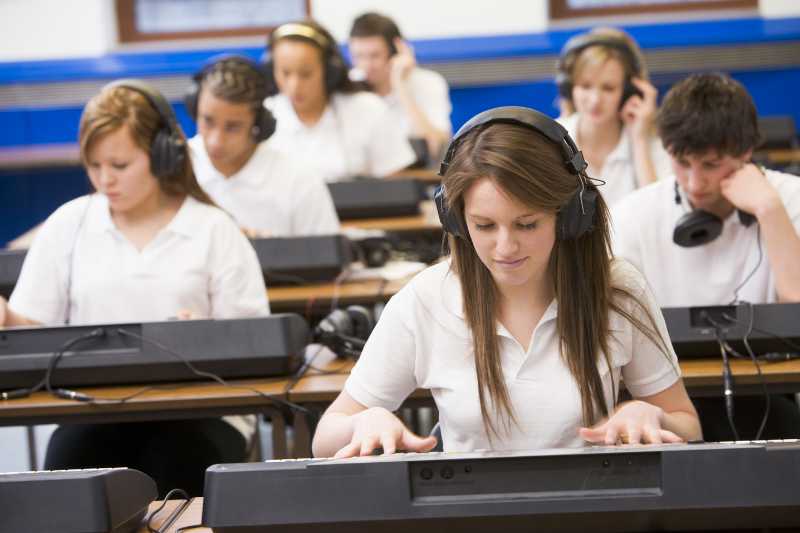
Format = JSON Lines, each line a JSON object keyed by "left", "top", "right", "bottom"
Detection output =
{"left": 558, "top": 33, "right": 642, "bottom": 75}
{"left": 439, "top": 106, "right": 587, "bottom": 177}
{"left": 104, "top": 78, "right": 180, "bottom": 136}
{"left": 271, "top": 22, "right": 332, "bottom": 50}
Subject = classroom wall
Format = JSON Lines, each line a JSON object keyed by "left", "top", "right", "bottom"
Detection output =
{"left": 2, "top": 0, "right": 799, "bottom": 62}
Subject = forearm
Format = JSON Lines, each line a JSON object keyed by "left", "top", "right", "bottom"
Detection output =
{"left": 662, "top": 409, "right": 703, "bottom": 442}
{"left": 631, "top": 136, "right": 659, "bottom": 187}
{"left": 396, "top": 84, "right": 449, "bottom": 158}
{"left": 756, "top": 199, "right": 800, "bottom": 302}
{"left": 3, "top": 307, "right": 41, "bottom": 328}
{"left": 312, "top": 411, "right": 356, "bottom": 458}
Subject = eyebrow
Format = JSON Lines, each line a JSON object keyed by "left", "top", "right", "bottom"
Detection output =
{"left": 466, "top": 212, "right": 540, "bottom": 220}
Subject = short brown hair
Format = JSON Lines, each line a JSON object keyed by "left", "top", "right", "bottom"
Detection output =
{"left": 349, "top": 12, "right": 402, "bottom": 54}
{"left": 657, "top": 73, "right": 762, "bottom": 158}
{"left": 201, "top": 58, "right": 268, "bottom": 114}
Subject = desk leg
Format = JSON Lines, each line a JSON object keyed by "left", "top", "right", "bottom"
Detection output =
{"left": 292, "top": 411, "right": 312, "bottom": 459}
{"left": 263, "top": 406, "right": 288, "bottom": 459}
{"left": 26, "top": 426, "right": 37, "bottom": 470}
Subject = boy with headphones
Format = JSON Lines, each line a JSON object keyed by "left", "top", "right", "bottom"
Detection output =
{"left": 312, "top": 106, "right": 700, "bottom": 458}
{"left": 612, "top": 73, "right": 800, "bottom": 440}
{"left": 186, "top": 54, "right": 340, "bottom": 237}
{"left": 348, "top": 12, "right": 452, "bottom": 165}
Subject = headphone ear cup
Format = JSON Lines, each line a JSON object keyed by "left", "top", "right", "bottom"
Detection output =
{"left": 253, "top": 107, "right": 277, "bottom": 142}
{"left": 557, "top": 186, "right": 598, "bottom": 240}
{"left": 325, "top": 53, "right": 348, "bottom": 95}
{"left": 345, "top": 305, "right": 374, "bottom": 340}
{"left": 673, "top": 210, "right": 723, "bottom": 247}
{"left": 149, "top": 130, "right": 186, "bottom": 180}
{"left": 434, "top": 185, "right": 464, "bottom": 238}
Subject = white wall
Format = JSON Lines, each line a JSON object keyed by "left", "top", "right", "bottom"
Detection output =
{"left": 0, "top": 0, "right": 797, "bottom": 62}
{"left": 0, "top": 0, "right": 117, "bottom": 61}
{"left": 761, "top": 0, "right": 800, "bottom": 18}
{"left": 311, "top": 0, "right": 549, "bottom": 41}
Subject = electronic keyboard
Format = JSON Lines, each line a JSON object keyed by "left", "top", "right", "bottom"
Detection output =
{"left": 0, "top": 248, "right": 24, "bottom": 298}
{"left": 0, "top": 314, "right": 308, "bottom": 390}
{"left": 328, "top": 179, "right": 424, "bottom": 219}
{"left": 203, "top": 440, "right": 800, "bottom": 532}
{"left": 663, "top": 302, "right": 800, "bottom": 358}
{"left": 251, "top": 234, "right": 352, "bottom": 285}
{"left": 0, "top": 467, "right": 156, "bottom": 533}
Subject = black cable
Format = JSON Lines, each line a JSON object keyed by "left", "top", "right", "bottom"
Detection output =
{"left": 1, "top": 327, "right": 106, "bottom": 401}
{"left": 146, "top": 488, "right": 190, "bottom": 533}
{"left": 115, "top": 328, "right": 313, "bottom": 416}
{"left": 703, "top": 312, "right": 740, "bottom": 441}
{"left": 712, "top": 306, "right": 772, "bottom": 440}
{"left": 729, "top": 225, "right": 763, "bottom": 305}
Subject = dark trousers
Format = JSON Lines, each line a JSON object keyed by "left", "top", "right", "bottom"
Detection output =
{"left": 44, "top": 419, "right": 246, "bottom": 497}
{"left": 694, "top": 394, "right": 800, "bottom": 442}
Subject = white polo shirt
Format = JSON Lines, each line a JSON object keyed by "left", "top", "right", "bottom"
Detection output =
{"left": 10, "top": 194, "right": 270, "bottom": 325}
{"left": 189, "top": 135, "right": 340, "bottom": 236}
{"left": 265, "top": 92, "right": 417, "bottom": 182}
{"left": 383, "top": 67, "right": 452, "bottom": 139}
{"left": 558, "top": 113, "right": 672, "bottom": 207}
{"left": 345, "top": 259, "right": 680, "bottom": 452}
{"left": 612, "top": 170, "right": 800, "bottom": 307}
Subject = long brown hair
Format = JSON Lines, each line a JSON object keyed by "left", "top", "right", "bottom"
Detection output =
{"left": 444, "top": 122, "right": 672, "bottom": 440}
{"left": 78, "top": 83, "right": 215, "bottom": 205}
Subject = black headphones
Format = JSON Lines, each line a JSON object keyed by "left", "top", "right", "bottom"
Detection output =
{"left": 264, "top": 22, "right": 349, "bottom": 96}
{"left": 556, "top": 33, "right": 644, "bottom": 110}
{"left": 314, "top": 305, "right": 375, "bottom": 359}
{"left": 672, "top": 181, "right": 756, "bottom": 247}
{"left": 435, "top": 106, "right": 597, "bottom": 242}
{"left": 184, "top": 54, "right": 276, "bottom": 143}
{"left": 103, "top": 79, "right": 186, "bottom": 180}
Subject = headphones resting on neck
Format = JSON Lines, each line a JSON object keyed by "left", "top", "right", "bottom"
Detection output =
{"left": 556, "top": 33, "right": 644, "bottom": 111}
{"left": 672, "top": 181, "right": 756, "bottom": 247}
{"left": 435, "top": 106, "right": 598, "bottom": 242}
{"left": 184, "top": 54, "right": 276, "bottom": 143}
{"left": 264, "top": 22, "right": 349, "bottom": 96}
{"left": 103, "top": 79, "right": 186, "bottom": 180}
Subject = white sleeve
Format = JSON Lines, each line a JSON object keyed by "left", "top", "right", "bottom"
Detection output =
{"left": 365, "top": 106, "right": 417, "bottom": 177}
{"left": 8, "top": 198, "right": 88, "bottom": 325}
{"left": 413, "top": 71, "right": 452, "bottom": 135}
{"left": 291, "top": 165, "right": 341, "bottom": 235}
{"left": 345, "top": 287, "right": 418, "bottom": 411}
{"left": 616, "top": 262, "right": 681, "bottom": 398}
{"left": 207, "top": 215, "right": 270, "bottom": 318}
{"left": 609, "top": 196, "right": 646, "bottom": 276}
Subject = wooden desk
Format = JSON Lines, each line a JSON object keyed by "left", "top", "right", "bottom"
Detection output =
{"left": 267, "top": 276, "right": 410, "bottom": 314}
{"left": 341, "top": 200, "right": 442, "bottom": 233}
{"left": 284, "top": 351, "right": 800, "bottom": 456}
{"left": 0, "top": 378, "right": 293, "bottom": 458}
{"left": 758, "top": 148, "right": 800, "bottom": 165}
{"left": 141, "top": 497, "right": 207, "bottom": 533}
{"left": 390, "top": 168, "right": 442, "bottom": 183}
{"left": 0, "top": 143, "right": 80, "bottom": 169}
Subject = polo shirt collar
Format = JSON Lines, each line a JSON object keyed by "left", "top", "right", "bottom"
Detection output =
{"left": 86, "top": 193, "right": 197, "bottom": 239}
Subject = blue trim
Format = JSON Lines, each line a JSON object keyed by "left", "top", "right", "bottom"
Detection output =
{"left": 1, "top": 17, "right": 799, "bottom": 84}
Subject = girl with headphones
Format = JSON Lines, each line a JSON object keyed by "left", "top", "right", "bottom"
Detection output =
{"left": 264, "top": 20, "right": 416, "bottom": 182}
{"left": 312, "top": 107, "right": 700, "bottom": 458}
{"left": 0, "top": 80, "right": 269, "bottom": 495}
{"left": 556, "top": 28, "right": 672, "bottom": 206}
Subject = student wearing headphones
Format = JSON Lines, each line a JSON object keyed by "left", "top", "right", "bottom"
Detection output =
{"left": 0, "top": 80, "right": 269, "bottom": 494}
{"left": 186, "top": 54, "right": 340, "bottom": 237}
{"left": 556, "top": 28, "right": 671, "bottom": 206}
{"left": 612, "top": 73, "right": 800, "bottom": 440}
{"left": 264, "top": 20, "right": 416, "bottom": 182}
{"left": 348, "top": 12, "right": 452, "bottom": 165}
{"left": 312, "top": 107, "right": 700, "bottom": 458}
